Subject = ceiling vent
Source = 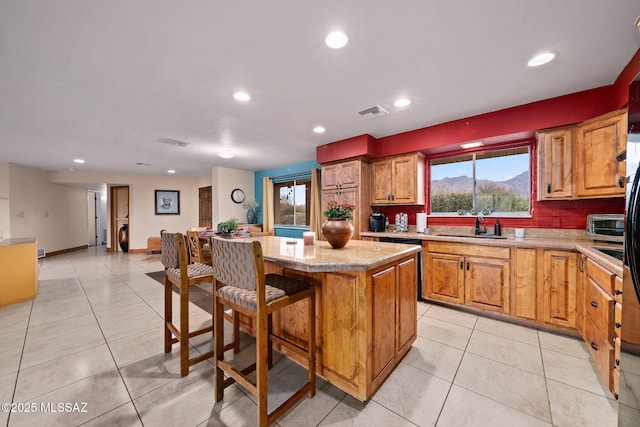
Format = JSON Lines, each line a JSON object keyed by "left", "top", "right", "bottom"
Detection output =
{"left": 158, "top": 138, "right": 190, "bottom": 148}
{"left": 358, "top": 104, "right": 389, "bottom": 119}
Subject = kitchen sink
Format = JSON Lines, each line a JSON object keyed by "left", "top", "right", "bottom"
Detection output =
{"left": 436, "top": 233, "right": 508, "bottom": 240}
{"left": 593, "top": 247, "right": 623, "bottom": 261}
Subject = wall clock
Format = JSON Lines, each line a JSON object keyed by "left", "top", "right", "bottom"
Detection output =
{"left": 231, "top": 188, "right": 245, "bottom": 204}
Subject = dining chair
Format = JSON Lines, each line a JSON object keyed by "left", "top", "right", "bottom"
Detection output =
{"left": 211, "top": 237, "right": 316, "bottom": 426}
{"left": 162, "top": 231, "right": 216, "bottom": 376}
{"left": 249, "top": 231, "right": 274, "bottom": 237}
{"left": 186, "top": 230, "right": 212, "bottom": 264}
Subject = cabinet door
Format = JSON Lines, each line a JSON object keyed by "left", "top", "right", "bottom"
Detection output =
{"left": 322, "top": 164, "right": 341, "bottom": 191}
{"left": 465, "top": 257, "right": 510, "bottom": 313}
{"left": 371, "top": 160, "right": 392, "bottom": 204}
{"left": 390, "top": 155, "right": 416, "bottom": 204}
{"left": 397, "top": 256, "right": 417, "bottom": 355}
{"left": 513, "top": 248, "right": 538, "bottom": 321}
{"left": 575, "top": 254, "right": 587, "bottom": 336}
{"left": 537, "top": 127, "right": 574, "bottom": 200}
{"left": 322, "top": 160, "right": 360, "bottom": 190}
{"left": 575, "top": 111, "right": 627, "bottom": 198}
{"left": 425, "top": 253, "right": 464, "bottom": 304}
{"left": 541, "top": 250, "right": 577, "bottom": 329}
{"left": 371, "top": 265, "right": 396, "bottom": 381}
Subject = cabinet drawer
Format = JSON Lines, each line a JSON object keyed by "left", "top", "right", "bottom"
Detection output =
{"left": 614, "top": 275, "right": 623, "bottom": 303}
{"left": 585, "top": 277, "right": 614, "bottom": 341}
{"left": 586, "top": 258, "right": 615, "bottom": 295}
{"left": 584, "top": 316, "right": 614, "bottom": 391}
{"left": 614, "top": 302, "right": 622, "bottom": 339}
{"left": 427, "top": 242, "right": 510, "bottom": 259}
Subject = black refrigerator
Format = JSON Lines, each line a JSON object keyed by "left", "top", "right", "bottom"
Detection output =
{"left": 619, "top": 74, "right": 640, "bottom": 426}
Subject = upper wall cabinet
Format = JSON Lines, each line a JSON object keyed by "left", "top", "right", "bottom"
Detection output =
{"left": 575, "top": 110, "right": 627, "bottom": 199}
{"left": 371, "top": 153, "right": 425, "bottom": 205}
{"left": 536, "top": 109, "right": 627, "bottom": 201}
{"left": 537, "top": 125, "right": 574, "bottom": 200}
{"left": 322, "top": 160, "right": 360, "bottom": 191}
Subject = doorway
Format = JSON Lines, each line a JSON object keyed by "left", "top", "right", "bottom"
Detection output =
{"left": 110, "top": 185, "right": 129, "bottom": 252}
{"left": 87, "top": 191, "right": 98, "bottom": 247}
{"left": 199, "top": 186, "right": 212, "bottom": 228}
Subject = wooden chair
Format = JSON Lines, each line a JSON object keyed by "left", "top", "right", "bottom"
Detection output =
{"left": 162, "top": 231, "right": 216, "bottom": 376}
{"left": 211, "top": 237, "right": 316, "bottom": 426}
{"left": 186, "top": 230, "right": 212, "bottom": 264}
{"left": 249, "top": 231, "right": 274, "bottom": 237}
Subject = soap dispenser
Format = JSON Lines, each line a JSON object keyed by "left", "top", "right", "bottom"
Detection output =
{"left": 494, "top": 220, "right": 502, "bottom": 236}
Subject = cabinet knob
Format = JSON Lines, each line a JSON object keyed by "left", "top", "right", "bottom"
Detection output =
{"left": 616, "top": 358, "right": 620, "bottom": 366}
{"left": 547, "top": 183, "right": 551, "bottom": 194}
{"left": 466, "top": 262, "right": 470, "bottom": 271}
{"left": 459, "top": 261, "right": 463, "bottom": 270}
{"left": 615, "top": 322, "right": 622, "bottom": 329}
{"left": 578, "top": 259, "right": 584, "bottom": 272}
{"left": 590, "top": 342, "right": 598, "bottom": 351}
{"left": 619, "top": 176, "right": 625, "bottom": 188}
{"left": 590, "top": 301, "right": 598, "bottom": 308}
{"left": 615, "top": 289, "right": 623, "bottom": 295}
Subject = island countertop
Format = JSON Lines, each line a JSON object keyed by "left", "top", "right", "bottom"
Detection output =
{"left": 252, "top": 236, "right": 422, "bottom": 273}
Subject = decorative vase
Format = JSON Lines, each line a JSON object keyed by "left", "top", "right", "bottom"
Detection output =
{"left": 321, "top": 218, "right": 354, "bottom": 249}
{"left": 118, "top": 224, "right": 129, "bottom": 253}
{"left": 246, "top": 208, "right": 256, "bottom": 224}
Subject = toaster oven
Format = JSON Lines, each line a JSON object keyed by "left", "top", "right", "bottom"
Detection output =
{"left": 586, "top": 214, "right": 624, "bottom": 243}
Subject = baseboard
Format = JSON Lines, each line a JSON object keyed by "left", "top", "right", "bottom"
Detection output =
{"left": 44, "top": 245, "right": 89, "bottom": 258}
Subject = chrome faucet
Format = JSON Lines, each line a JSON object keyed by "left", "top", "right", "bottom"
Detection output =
{"left": 475, "top": 214, "right": 486, "bottom": 235}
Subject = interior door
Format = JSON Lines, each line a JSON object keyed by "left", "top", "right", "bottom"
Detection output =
{"left": 199, "top": 186, "right": 212, "bottom": 228}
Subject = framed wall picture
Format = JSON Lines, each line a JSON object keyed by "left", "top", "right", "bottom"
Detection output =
{"left": 155, "top": 190, "right": 180, "bottom": 215}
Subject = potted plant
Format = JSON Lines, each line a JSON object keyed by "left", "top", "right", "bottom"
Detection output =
{"left": 217, "top": 218, "right": 239, "bottom": 235}
{"left": 321, "top": 201, "right": 355, "bottom": 249}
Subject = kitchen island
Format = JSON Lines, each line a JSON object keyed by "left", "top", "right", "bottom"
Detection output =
{"left": 0, "top": 238, "right": 38, "bottom": 307}
{"left": 244, "top": 236, "right": 421, "bottom": 401}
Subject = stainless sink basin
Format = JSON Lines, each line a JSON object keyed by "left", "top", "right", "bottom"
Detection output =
{"left": 436, "top": 233, "right": 508, "bottom": 240}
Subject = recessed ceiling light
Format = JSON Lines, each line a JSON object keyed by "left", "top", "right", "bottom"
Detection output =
{"left": 393, "top": 98, "right": 412, "bottom": 108}
{"left": 167, "top": 170, "right": 175, "bottom": 174}
{"left": 313, "top": 126, "right": 326, "bottom": 134}
{"left": 325, "top": 31, "right": 348, "bottom": 49}
{"left": 218, "top": 150, "right": 234, "bottom": 159}
{"left": 528, "top": 51, "right": 557, "bottom": 67}
{"left": 460, "top": 141, "right": 484, "bottom": 149}
{"left": 233, "top": 91, "right": 251, "bottom": 102}
{"left": 73, "top": 159, "right": 85, "bottom": 164}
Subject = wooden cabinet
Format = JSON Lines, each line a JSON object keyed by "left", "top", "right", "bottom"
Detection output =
{"left": 371, "top": 153, "right": 425, "bottom": 205}
{"left": 540, "top": 250, "right": 578, "bottom": 329}
{"left": 575, "top": 110, "right": 627, "bottom": 199}
{"left": 513, "top": 248, "right": 538, "bottom": 321}
{"left": 322, "top": 160, "right": 360, "bottom": 191}
{"left": 582, "top": 257, "right": 619, "bottom": 397}
{"left": 536, "top": 109, "right": 627, "bottom": 201}
{"left": 424, "top": 242, "right": 510, "bottom": 313}
{"left": 537, "top": 126, "right": 574, "bottom": 200}
{"left": 0, "top": 238, "right": 39, "bottom": 307}
{"left": 321, "top": 159, "right": 371, "bottom": 239}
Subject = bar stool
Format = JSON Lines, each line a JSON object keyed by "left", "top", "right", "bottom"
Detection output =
{"left": 211, "top": 237, "right": 316, "bottom": 426}
{"left": 162, "top": 231, "right": 215, "bottom": 377}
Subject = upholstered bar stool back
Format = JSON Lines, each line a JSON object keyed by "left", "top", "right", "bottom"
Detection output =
{"left": 162, "top": 231, "right": 215, "bottom": 377}
{"left": 211, "top": 237, "right": 316, "bottom": 427}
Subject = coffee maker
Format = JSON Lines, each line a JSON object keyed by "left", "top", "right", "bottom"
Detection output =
{"left": 369, "top": 212, "right": 386, "bottom": 232}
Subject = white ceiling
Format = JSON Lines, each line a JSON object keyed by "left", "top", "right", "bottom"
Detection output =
{"left": 1, "top": 1, "right": 639, "bottom": 178}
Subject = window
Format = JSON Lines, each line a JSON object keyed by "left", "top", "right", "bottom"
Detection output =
{"left": 274, "top": 177, "right": 311, "bottom": 226}
{"left": 430, "top": 146, "right": 530, "bottom": 216}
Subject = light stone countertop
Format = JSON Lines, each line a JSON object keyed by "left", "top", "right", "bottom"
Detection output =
{"left": 360, "top": 227, "right": 623, "bottom": 277}
{"left": 250, "top": 236, "right": 422, "bottom": 273}
{"left": 0, "top": 237, "right": 37, "bottom": 247}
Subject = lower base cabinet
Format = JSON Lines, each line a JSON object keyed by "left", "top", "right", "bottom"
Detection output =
{"left": 540, "top": 250, "right": 578, "bottom": 329}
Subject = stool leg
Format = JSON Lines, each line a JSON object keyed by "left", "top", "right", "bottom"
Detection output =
{"left": 179, "top": 282, "right": 189, "bottom": 377}
{"left": 213, "top": 284, "right": 224, "bottom": 402}
{"left": 164, "top": 275, "right": 172, "bottom": 354}
{"left": 257, "top": 310, "right": 269, "bottom": 427}
{"left": 233, "top": 309, "right": 240, "bottom": 353}
{"left": 267, "top": 313, "right": 273, "bottom": 369}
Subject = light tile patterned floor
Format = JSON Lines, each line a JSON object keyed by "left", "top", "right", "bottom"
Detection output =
{"left": 0, "top": 247, "right": 619, "bottom": 426}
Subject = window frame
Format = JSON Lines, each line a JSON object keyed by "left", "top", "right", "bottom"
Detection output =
{"left": 428, "top": 142, "right": 533, "bottom": 218}
{"left": 273, "top": 177, "right": 312, "bottom": 227}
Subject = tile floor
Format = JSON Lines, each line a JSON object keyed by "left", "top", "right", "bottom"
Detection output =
{"left": 0, "top": 246, "right": 619, "bottom": 427}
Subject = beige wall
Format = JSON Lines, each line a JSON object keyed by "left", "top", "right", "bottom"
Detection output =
{"left": 0, "top": 163, "right": 10, "bottom": 240}
{"left": 8, "top": 164, "right": 87, "bottom": 252}
{"left": 211, "top": 167, "right": 255, "bottom": 227}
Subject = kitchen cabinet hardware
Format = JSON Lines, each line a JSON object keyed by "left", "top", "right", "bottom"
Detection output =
{"left": 619, "top": 177, "right": 625, "bottom": 188}
{"left": 591, "top": 342, "right": 598, "bottom": 351}
{"left": 615, "top": 322, "right": 622, "bottom": 329}
{"left": 591, "top": 300, "right": 599, "bottom": 308}
{"left": 615, "top": 289, "right": 623, "bottom": 295}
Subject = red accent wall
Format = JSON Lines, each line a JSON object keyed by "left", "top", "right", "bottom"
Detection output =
{"left": 320, "top": 52, "right": 637, "bottom": 230}
{"left": 612, "top": 48, "right": 640, "bottom": 109}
